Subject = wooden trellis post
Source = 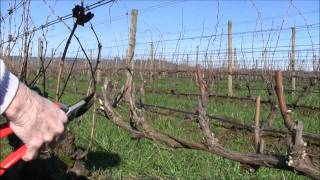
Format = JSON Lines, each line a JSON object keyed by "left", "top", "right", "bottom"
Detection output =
{"left": 150, "top": 42, "right": 154, "bottom": 83}
{"left": 38, "top": 38, "right": 43, "bottom": 62}
{"left": 234, "top": 48, "right": 238, "bottom": 71}
{"left": 312, "top": 54, "right": 317, "bottom": 73}
{"left": 125, "top": 9, "right": 138, "bottom": 100}
{"left": 37, "top": 37, "right": 43, "bottom": 83}
{"left": 291, "top": 27, "right": 296, "bottom": 97}
{"left": 127, "top": 10, "right": 137, "bottom": 68}
{"left": 158, "top": 54, "right": 162, "bottom": 73}
{"left": 186, "top": 54, "right": 189, "bottom": 67}
{"left": 97, "top": 50, "right": 102, "bottom": 83}
{"left": 196, "top": 46, "right": 199, "bottom": 65}
{"left": 263, "top": 48, "right": 268, "bottom": 70}
{"left": 228, "top": 20, "right": 233, "bottom": 96}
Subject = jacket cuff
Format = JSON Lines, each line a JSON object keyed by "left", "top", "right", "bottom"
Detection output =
{"left": 0, "top": 62, "right": 19, "bottom": 114}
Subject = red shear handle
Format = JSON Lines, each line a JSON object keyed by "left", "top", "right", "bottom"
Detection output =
{"left": 0, "top": 123, "right": 13, "bottom": 138}
{"left": 0, "top": 145, "right": 27, "bottom": 175}
{"left": 54, "top": 102, "right": 68, "bottom": 113}
{"left": 54, "top": 102, "right": 61, "bottom": 107}
{"left": 0, "top": 102, "right": 65, "bottom": 176}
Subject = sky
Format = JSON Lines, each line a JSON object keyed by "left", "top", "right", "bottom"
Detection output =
{"left": 0, "top": 0, "right": 319, "bottom": 70}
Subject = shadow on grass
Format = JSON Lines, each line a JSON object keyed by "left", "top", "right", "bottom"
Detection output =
{"left": 1, "top": 155, "right": 67, "bottom": 180}
{"left": 85, "top": 150, "right": 121, "bottom": 171}
{"left": 1, "top": 150, "right": 121, "bottom": 180}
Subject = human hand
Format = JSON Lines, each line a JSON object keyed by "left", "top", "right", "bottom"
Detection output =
{"left": 3, "top": 83, "right": 67, "bottom": 161}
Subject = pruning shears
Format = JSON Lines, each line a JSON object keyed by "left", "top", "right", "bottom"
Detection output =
{"left": 0, "top": 93, "right": 94, "bottom": 176}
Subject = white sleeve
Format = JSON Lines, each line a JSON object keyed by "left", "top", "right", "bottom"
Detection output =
{"left": 0, "top": 59, "right": 19, "bottom": 114}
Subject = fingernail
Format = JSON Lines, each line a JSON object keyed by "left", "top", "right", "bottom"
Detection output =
{"left": 22, "top": 155, "right": 32, "bottom": 161}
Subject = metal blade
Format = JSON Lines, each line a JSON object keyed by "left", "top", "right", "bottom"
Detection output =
{"left": 66, "top": 93, "right": 94, "bottom": 121}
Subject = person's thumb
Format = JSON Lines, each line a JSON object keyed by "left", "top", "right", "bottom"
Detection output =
{"left": 22, "top": 140, "right": 42, "bottom": 161}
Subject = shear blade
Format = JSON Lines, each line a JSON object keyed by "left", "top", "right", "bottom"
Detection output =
{"left": 66, "top": 93, "right": 94, "bottom": 121}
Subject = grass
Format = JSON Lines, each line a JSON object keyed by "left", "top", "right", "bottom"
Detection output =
{"left": 1, "top": 72, "right": 319, "bottom": 179}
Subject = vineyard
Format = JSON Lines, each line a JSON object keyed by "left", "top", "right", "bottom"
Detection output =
{"left": 0, "top": 0, "right": 319, "bottom": 179}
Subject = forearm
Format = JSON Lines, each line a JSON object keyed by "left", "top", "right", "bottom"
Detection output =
{"left": 3, "top": 82, "right": 31, "bottom": 122}
{"left": 0, "top": 59, "right": 19, "bottom": 114}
